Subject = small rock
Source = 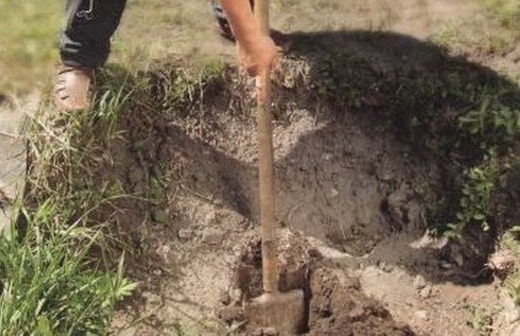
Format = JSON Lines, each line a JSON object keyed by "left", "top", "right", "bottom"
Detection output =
{"left": 413, "top": 275, "right": 427, "bottom": 290}
{"left": 155, "top": 244, "right": 170, "bottom": 261}
{"left": 377, "top": 261, "right": 394, "bottom": 272}
{"left": 447, "top": 244, "right": 465, "bottom": 267}
{"left": 229, "top": 288, "right": 243, "bottom": 305}
{"left": 451, "top": 253, "right": 464, "bottom": 267}
{"left": 308, "top": 248, "right": 323, "bottom": 259}
{"left": 348, "top": 306, "right": 366, "bottom": 321}
{"left": 419, "top": 285, "right": 432, "bottom": 299}
{"left": 218, "top": 306, "right": 245, "bottom": 323}
{"left": 219, "top": 290, "right": 231, "bottom": 305}
{"left": 322, "top": 153, "right": 333, "bottom": 161}
{"left": 440, "top": 261, "right": 453, "bottom": 269}
{"left": 177, "top": 229, "right": 193, "bottom": 241}
{"left": 249, "top": 329, "right": 263, "bottom": 336}
{"left": 262, "top": 327, "right": 278, "bottom": 336}
{"left": 151, "top": 209, "right": 169, "bottom": 224}
{"left": 379, "top": 172, "right": 394, "bottom": 182}
{"left": 203, "top": 211, "right": 216, "bottom": 227}
{"left": 328, "top": 188, "right": 339, "bottom": 199}
{"left": 141, "top": 291, "right": 161, "bottom": 305}
{"left": 414, "top": 310, "right": 428, "bottom": 321}
{"left": 215, "top": 209, "right": 248, "bottom": 230}
{"left": 202, "top": 229, "right": 226, "bottom": 246}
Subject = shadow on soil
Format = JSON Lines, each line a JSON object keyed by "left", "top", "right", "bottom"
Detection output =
{"left": 277, "top": 30, "right": 520, "bottom": 284}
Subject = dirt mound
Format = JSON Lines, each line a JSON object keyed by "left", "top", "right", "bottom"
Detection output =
{"left": 218, "top": 230, "right": 415, "bottom": 335}
{"left": 308, "top": 267, "right": 414, "bottom": 336}
{"left": 95, "top": 31, "right": 518, "bottom": 333}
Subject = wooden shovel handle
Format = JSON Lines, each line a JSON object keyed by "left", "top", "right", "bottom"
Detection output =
{"left": 254, "top": 0, "right": 270, "bottom": 34}
{"left": 256, "top": 71, "right": 277, "bottom": 294}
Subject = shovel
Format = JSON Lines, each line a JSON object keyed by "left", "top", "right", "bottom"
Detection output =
{"left": 244, "top": 1, "right": 306, "bottom": 333}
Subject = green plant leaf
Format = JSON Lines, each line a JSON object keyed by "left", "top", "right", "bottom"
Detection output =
{"left": 36, "top": 316, "right": 52, "bottom": 336}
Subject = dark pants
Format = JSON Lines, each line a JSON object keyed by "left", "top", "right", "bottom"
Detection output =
{"left": 59, "top": 0, "right": 126, "bottom": 68}
{"left": 59, "top": 1, "right": 252, "bottom": 68}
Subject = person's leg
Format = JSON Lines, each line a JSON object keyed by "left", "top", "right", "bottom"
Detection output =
{"left": 60, "top": 0, "right": 127, "bottom": 68}
{"left": 211, "top": 0, "right": 290, "bottom": 49}
{"left": 55, "top": 0, "right": 126, "bottom": 111}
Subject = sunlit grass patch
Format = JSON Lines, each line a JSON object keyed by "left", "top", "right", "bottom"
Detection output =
{"left": 0, "top": 1, "right": 61, "bottom": 93}
{"left": 476, "top": 0, "right": 520, "bottom": 32}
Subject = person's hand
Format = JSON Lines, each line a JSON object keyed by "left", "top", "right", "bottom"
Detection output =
{"left": 237, "top": 33, "right": 280, "bottom": 77}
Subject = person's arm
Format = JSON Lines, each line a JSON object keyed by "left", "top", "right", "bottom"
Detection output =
{"left": 219, "top": 0, "right": 278, "bottom": 76}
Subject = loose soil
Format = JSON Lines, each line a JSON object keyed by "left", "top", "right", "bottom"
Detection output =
{"left": 108, "top": 59, "right": 517, "bottom": 336}
{"left": 32, "top": 0, "right": 519, "bottom": 335}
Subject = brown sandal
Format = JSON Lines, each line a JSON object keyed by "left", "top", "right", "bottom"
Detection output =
{"left": 54, "top": 66, "right": 93, "bottom": 112}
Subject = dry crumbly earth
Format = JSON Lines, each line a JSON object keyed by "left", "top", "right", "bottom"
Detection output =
{"left": 108, "top": 75, "right": 514, "bottom": 335}
{"left": 1, "top": 0, "right": 519, "bottom": 335}
{"left": 106, "top": 0, "right": 520, "bottom": 335}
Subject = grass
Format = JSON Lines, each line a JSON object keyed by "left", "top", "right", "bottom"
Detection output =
{"left": 0, "top": 1, "right": 61, "bottom": 94}
{"left": 0, "top": 210, "right": 135, "bottom": 335}
{"left": 466, "top": 304, "right": 494, "bottom": 335}
{"left": 2, "top": 58, "right": 228, "bottom": 334}
{"left": 0, "top": 1, "right": 142, "bottom": 331}
{"left": 0, "top": 70, "right": 141, "bottom": 334}
{"left": 0, "top": 0, "right": 519, "bottom": 333}
{"left": 475, "top": 0, "right": 520, "bottom": 33}
{"left": 0, "top": 0, "right": 227, "bottom": 332}
{"left": 429, "top": 0, "right": 519, "bottom": 56}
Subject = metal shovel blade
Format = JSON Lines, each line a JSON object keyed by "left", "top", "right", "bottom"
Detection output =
{"left": 245, "top": 290, "right": 306, "bottom": 334}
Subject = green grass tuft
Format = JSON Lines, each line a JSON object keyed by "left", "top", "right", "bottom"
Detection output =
{"left": 0, "top": 205, "right": 136, "bottom": 335}
{"left": 0, "top": 69, "right": 143, "bottom": 334}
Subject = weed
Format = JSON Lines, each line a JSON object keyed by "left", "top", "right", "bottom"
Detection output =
{"left": 466, "top": 305, "right": 494, "bottom": 335}
{"left": 446, "top": 152, "right": 499, "bottom": 238}
{"left": 458, "top": 86, "right": 520, "bottom": 148}
{"left": 445, "top": 81, "right": 520, "bottom": 238}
